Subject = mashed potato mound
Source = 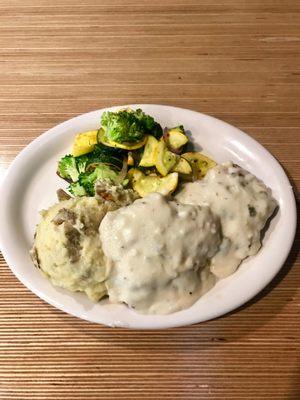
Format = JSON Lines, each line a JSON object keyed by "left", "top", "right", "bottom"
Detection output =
{"left": 31, "top": 197, "right": 114, "bottom": 301}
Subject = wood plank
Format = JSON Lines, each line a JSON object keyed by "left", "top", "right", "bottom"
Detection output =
{"left": 0, "top": 98, "right": 299, "bottom": 113}
{"left": 0, "top": 13, "right": 299, "bottom": 26}
{"left": 0, "top": 71, "right": 299, "bottom": 86}
{"left": 0, "top": 83, "right": 299, "bottom": 99}
{"left": 0, "top": 2, "right": 300, "bottom": 13}
{"left": 1, "top": 58, "right": 298, "bottom": 72}
{"left": 1, "top": 47, "right": 299, "bottom": 61}
{"left": 0, "top": 0, "right": 299, "bottom": 10}
{"left": 1, "top": 24, "right": 299, "bottom": 36}
{"left": 1, "top": 34, "right": 300, "bottom": 49}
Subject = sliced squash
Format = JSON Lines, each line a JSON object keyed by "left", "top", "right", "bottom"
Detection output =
{"left": 127, "top": 168, "right": 144, "bottom": 183}
{"left": 133, "top": 172, "right": 178, "bottom": 197}
{"left": 164, "top": 126, "right": 188, "bottom": 152}
{"left": 182, "top": 152, "right": 216, "bottom": 179}
{"left": 155, "top": 140, "right": 179, "bottom": 176}
{"left": 139, "top": 135, "right": 158, "bottom": 167}
{"left": 98, "top": 128, "right": 147, "bottom": 150}
{"left": 72, "top": 130, "right": 98, "bottom": 156}
{"left": 172, "top": 157, "right": 192, "bottom": 174}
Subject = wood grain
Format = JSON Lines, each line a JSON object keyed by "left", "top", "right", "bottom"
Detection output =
{"left": 0, "top": 1, "right": 299, "bottom": 399}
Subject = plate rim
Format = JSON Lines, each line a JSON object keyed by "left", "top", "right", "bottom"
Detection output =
{"left": 0, "top": 104, "right": 297, "bottom": 329}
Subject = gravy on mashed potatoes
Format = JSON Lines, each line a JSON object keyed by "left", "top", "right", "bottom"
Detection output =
{"left": 100, "top": 162, "right": 277, "bottom": 314}
{"left": 176, "top": 162, "right": 278, "bottom": 278}
{"left": 100, "top": 193, "right": 221, "bottom": 314}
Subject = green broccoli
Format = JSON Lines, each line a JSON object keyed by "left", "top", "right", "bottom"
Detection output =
{"left": 57, "top": 154, "right": 90, "bottom": 183}
{"left": 93, "top": 143, "right": 126, "bottom": 158}
{"left": 101, "top": 108, "right": 163, "bottom": 144}
{"left": 86, "top": 144, "right": 125, "bottom": 170}
{"left": 57, "top": 155, "right": 79, "bottom": 182}
{"left": 68, "top": 182, "right": 87, "bottom": 197}
{"left": 134, "top": 108, "right": 163, "bottom": 139}
{"left": 57, "top": 146, "right": 126, "bottom": 197}
{"left": 76, "top": 154, "right": 89, "bottom": 174}
{"left": 101, "top": 110, "right": 144, "bottom": 143}
{"left": 79, "top": 164, "right": 118, "bottom": 196}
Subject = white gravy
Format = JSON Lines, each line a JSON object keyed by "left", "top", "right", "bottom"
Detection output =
{"left": 176, "top": 162, "right": 277, "bottom": 278}
{"left": 100, "top": 193, "right": 221, "bottom": 314}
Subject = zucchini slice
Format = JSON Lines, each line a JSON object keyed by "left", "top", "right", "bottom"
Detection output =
{"left": 155, "top": 140, "right": 179, "bottom": 176}
{"left": 127, "top": 168, "right": 144, "bottom": 183}
{"left": 139, "top": 135, "right": 158, "bottom": 167}
{"left": 172, "top": 157, "right": 192, "bottom": 174}
{"left": 133, "top": 172, "right": 178, "bottom": 197}
{"left": 164, "top": 126, "right": 188, "bottom": 152}
{"left": 72, "top": 130, "right": 98, "bottom": 156}
{"left": 182, "top": 152, "right": 216, "bottom": 179}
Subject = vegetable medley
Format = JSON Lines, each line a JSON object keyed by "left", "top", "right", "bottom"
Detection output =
{"left": 57, "top": 108, "right": 216, "bottom": 197}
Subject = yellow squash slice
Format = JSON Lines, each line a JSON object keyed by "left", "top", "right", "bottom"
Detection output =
{"left": 139, "top": 135, "right": 158, "bottom": 167}
{"left": 127, "top": 168, "right": 144, "bottom": 183}
{"left": 172, "top": 157, "right": 192, "bottom": 174}
{"left": 133, "top": 172, "right": 178, "bottom": 197}
{"left": 155, "top": 140, "right": 179, "bottom": 176}
{"left": 182, "top": 152, "right": 216, "bottom": 179}
{"left": 72, "top": 130, "right": 98, "bottom": 156}
{"left": 164, "top": 127, "right": 188, "bottom": 151}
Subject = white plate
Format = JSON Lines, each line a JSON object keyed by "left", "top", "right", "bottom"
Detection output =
{"left": 0, "top": 105, "right": 296, "bottom": 329}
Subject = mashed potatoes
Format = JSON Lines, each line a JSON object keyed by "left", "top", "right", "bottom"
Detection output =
{"left": 31, "top": 197, "right": 113, "bottom": 301}
{"left": 31, "top": 183, "right": 138, "bottom": 301}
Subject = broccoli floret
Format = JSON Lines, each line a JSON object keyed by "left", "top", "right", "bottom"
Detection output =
{"left": 151, "top": 122, "right": 163, "bottom": 140}
{"left": 76, "top": 154, "right": 89, "bottom": 174}
{"left": 100, "top": 109, "right": 163, "bottom": 144}
{"left": 57, "top": 154, "right": 90, "bottom": 182}
{"left": 57, "top": 155, "right": 79, "bottom": 182}
{"left": 86, "top": 144, "right": 125, "bottom": 170}
{"left": 68, "top": 182, "right": 87, "bottom": 197}
{"left": 57, "top": 145, "right": 126, "bottom": 191}
{"left": 79, "top": 165, "right": 118, "bottom": 196}
{"left": 101, "top": 110, "right": 144, "bottom": 143}
{"left": 93, "top": 143, "right": 126, "bottom": 158}
{"left": 134, "top": 108, "right": 163, "bottom": 139}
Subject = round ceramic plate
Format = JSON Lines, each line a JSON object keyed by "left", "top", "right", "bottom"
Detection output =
{"left": 0, "top": 105, "right": 296, "bottom": 329}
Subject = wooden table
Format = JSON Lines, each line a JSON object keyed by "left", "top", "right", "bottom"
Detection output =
{"left": 0, "top": 1, "right": 299, "bottom": 399}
